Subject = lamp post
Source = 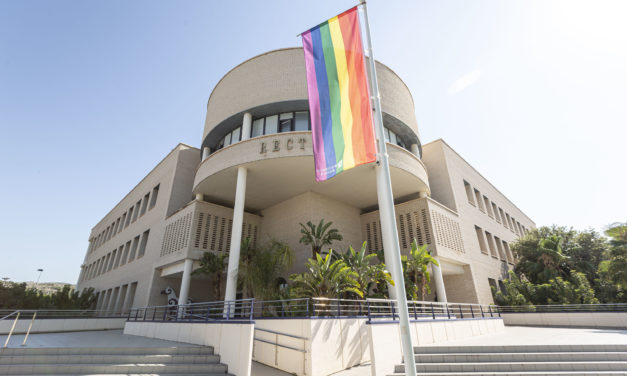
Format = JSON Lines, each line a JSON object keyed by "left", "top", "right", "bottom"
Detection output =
{"left": 35, "top": 269, "right": 43, "bottom": 288}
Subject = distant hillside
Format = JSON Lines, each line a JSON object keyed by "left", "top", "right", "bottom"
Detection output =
{"left": 22, "top": 282, "right": 76, "bottom": 295}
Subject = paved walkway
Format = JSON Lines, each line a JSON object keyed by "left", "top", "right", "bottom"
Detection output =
{"left": 0, "top": 329, "right": 197, "bottom": 348}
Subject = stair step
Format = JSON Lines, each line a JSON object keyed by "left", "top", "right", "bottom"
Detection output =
{"left": 414, "top": 352, "right": 627, "bottom": 362}
{"left": 395, "top": 361, "right": 627, "bottom": 373}
{"left": 0, "top": 346, "right": 214, "bottom": 356}
{"left": 0, "top": 363, "right": 228, "bottom": 375}
{"left": 0, "top": 354, "right": 221, "bottom": 365}
{"left": 414, "top": 344, "right": 627, "bottom": 354}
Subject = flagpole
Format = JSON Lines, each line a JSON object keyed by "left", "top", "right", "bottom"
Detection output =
{"left": 359, "top": 1, "right": 418, "bottom": 376}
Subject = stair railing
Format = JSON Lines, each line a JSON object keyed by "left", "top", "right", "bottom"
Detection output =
{"left": 1, "top": 310, "right": 20, "bottom": 348}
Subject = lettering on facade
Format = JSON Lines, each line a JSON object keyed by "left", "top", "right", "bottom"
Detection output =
{"left": 259, "top": 138, "right": 307, "bottom": 154}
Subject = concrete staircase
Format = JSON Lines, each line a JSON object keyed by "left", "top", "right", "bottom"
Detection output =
{"left": 392, "top": 344, "right": 627, "bottom": 375}
{"left": 0, "top": 346, "right": 232, "bottom": 375}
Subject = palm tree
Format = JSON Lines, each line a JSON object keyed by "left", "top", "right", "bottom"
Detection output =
{"left": 341, "top": 241, "right": 393, "bottom": 298}
{"left": 299, "top": 219, "right": 343, "bottom": 258}
{"left": 193, "top": 251, "right": 228, "bottom": 300}
{"left": 238, "top": 239, "right": 294, "bottom": 301}
{"left": 402, "top": 240, "right": 439, "bottom": 301}
{"left": 514, "top": 235, "right": 570, "bottom": 284}
{"left": 290, "top": 251, "right": 362, "bottom": 299}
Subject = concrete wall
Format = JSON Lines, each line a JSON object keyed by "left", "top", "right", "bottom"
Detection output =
{"left": 124, "top": 321, "right": 254, "bottom": 376}
{"left": 502, "top": 312, "right": 627, "bottom": 329}
{"left": 253, "top": 318, "right": 370, "bottom": 376}
{"left": 369, "top": 318, "right": 505, "bottom": 376}
{"left": 260, "top": 192, "right": 363, "bottom": 274}
{"left": 422, "top": 139, "right": 536, "bottom": 304}
{"left": 0, "top": 318, "right": 126, "bottom": 335}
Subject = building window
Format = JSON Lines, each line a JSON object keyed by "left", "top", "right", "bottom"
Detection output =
{"left": 131, "top": 200, "right": 141, "bottom": 223}
{"left": 113, "top": 245, "right": 123, "bottom": 269}
{"left": 492, "top": 202, "right": 500, "bottom": 223}
{"left": 483, "top": 196, "right": 494, "bottom": 218}
{"left": 295, "top": 111, "right": 309, "bottom": 131}
{"left": 125, "top": 207, "right": 133, "bottom": 228}
{"left": 149, "top": 185, "right": 159, "bottom": 210}
{"left": 265, "top": 115, "right": 278, "bottom": 135}
{"left": 464, "top": 180, "right": 475, "bottom": 206}
{"left": 475, "top": 226, "right": 488, "bottom": 254}
{"left": 474, "top": 189, "right": 485, "bottom": 212}
{"left": 137, "top": 230, "right": 149, "bottom": 259}
{"left": 494, "top": 236, "right": 507, "bottom": 261}
{"left": 488, "top": 278, "right": 498, "bottom": 296}
{"left": 140, "top": 193, "right": 149, "bottom": 217}
{"left": 485, "top": 231, "right": 498, "bottom": 259}
{"left": 499, "top": 207, "right": 507, "bottom": 229}
{"left": 128, "top": 236, "right": 140, "bottom": 262}
{"left": 251, "top": 118, "right": 264, "bottom": 137}
{"left": 120, "top": 241, "right": 131, "bottom": 266}
{"left": 503, "top": 241, "right": 515, "bottom": 263}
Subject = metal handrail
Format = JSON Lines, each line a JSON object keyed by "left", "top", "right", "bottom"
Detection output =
{"left": 498, "top": 303, "right": 627, "bottom": 313}
{"left": 2, "top": 311, "right": 20, "bottom": 348}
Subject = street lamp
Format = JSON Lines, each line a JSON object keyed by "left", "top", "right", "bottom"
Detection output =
{"left": 35, "top": 268, "right": 44, "bottom": 288}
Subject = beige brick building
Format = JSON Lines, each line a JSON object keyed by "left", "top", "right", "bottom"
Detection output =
{"left": 76, "top": 48, "right": 534, "bottom": 311}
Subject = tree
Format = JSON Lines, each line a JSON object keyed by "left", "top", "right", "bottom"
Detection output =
{"left": 341, "top": 241, "right": 393, "bottom": 298}
{"left": 402, "top": 240, "right": 439, "bottom": 301}
{"left": 603, "top": 222, "right": 627, "bottom": 289}
{"left": 299, "top": 219, "right": 343, "bottom": 258}
{"left": 193, "top": 251, "right": 228, "bottom": 300}
{"left": 514, "top": 233, "right": 570, "bottom": 284}
{"left": 290, "top": 251, "right": 361, "bottom": 299}
{"left": 238, "top": 239, "right": 294, "bottom": 301}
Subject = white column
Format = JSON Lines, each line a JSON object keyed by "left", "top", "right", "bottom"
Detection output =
{"left": 223, "top": 112, "right": 251, "bottom": 310}
{"left": 224, "top": 166, "right": 247, "bottom": 306}
{"left": 410, "top": 143, "right": 420, "bottom": 157}
{"left": 241, "top": 112, "right": 252, "bottom": 141}
{"left": 178, "top": 258, "right": 193, "bottom": 307}
{"left": 202, "top": 147, "right": 210, "bottom": 161}
{"left": 432, "top": 259, "right": 447, "bottom": 302}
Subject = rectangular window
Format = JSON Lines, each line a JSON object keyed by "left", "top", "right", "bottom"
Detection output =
{"left": 149, "top": 185, "right": 159, "bottom": 210}
{"left": 251, "top": 118, "right": 264, "bottom": 137}
{"left": 125, "top": 207, "right": 133, "bottom": 228}
{"left": 113, "top": 218, "right": 120, "bottom": 236}
{"left": 265, "top": 115, "right": 278, "bottom": 134}
{"left": 120, "top": 241, "right": 131, "bottom": 266}
{"left": 131, "top": 200, "right": 141, "bottom": 223}
{"left": 503, "top": 241, "right": 515, "bottom": 263}
{"left": 113, "top": 245, "right": 123, "bottom": 269}
{"left": 120, "top": 213, "right": 127, "bottom": 232}
{"left": 506, "top": 213, "right": 514, "bottom": 232}
{"left": 491, "top": 202, "right": 500, "bottom": 223}
{"left": 494, "top": 236, "right": 507, "bottom": 261}
{"left": 475, "top": 226, "right": 488, "bottom": 254}
{"left": 464, "top": 180, "right": 475, "bottom": 206}
{"left": 128, "top": 235, "right": 140, "bottom": 262}
{"left": 389, "top": 130, "right": 398, "bottom": 145}
{"left": 485, "top": 231, "right": 498, "bottom": 259}
{"left": 140, "top": 193, "right": 149, "bottom": 217}
{"left": 223, "top": 132, "right": 232, "bottom": 146}
{"left": 474, "top": 189, "right": 485, "bottom": 212}
{"left": 384, "top": 128, "right": 390, "bottom": 142}
{"left": 108, "top": 250, "right": 116, "bottom": 271}
{"left": 137, "top": 230, "right": 150, "bottom": 259}
{"left": 232, "top": 126, "right": 241, "bottom": 143}
{"left": 294, "top": 111, "right": 309, "bottom": 131}
{"left": 499, "top": 207, "right": 507, "bottom": 229}
{"left": 483, "top": 196, "right": 494, "bottom": 218}
{"left": 279, "top": 118, "right": 292, "bottom": 133}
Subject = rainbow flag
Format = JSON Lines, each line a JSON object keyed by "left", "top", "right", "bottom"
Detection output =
{"left": 302, "top": 6, "right": 376, "bottom": 182}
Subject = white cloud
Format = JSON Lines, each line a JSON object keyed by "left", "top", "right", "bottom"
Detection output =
{"left": 448, "top": 69, "right": 482, "bottom": 95}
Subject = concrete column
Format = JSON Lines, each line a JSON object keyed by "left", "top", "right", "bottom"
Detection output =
{"left": 202, "top": 147, "right": 210, "bottom": 161}
{"left": 195, "top": 193, "right": 203, "bottom": 201}
{"left": 418, "top": 191, "right": 428, "bottom": 198}
{"left": 241, "top": 112, "right": 252, "bottom": 141}
{"left": 178, "top": 258, "right": 194, "bottom": 307}
{"left": 432, "top": 259, "right": 447, "bottom": 302}
{"left": 224, "top": 166, "right": 247, "bottom": 306}
{"left": 410, "top": 143, "right": 420, "bottom": 157}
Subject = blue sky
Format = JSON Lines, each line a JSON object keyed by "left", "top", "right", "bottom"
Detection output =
{"left": 1, "top": 1, "right": 625, "bottom": 283}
